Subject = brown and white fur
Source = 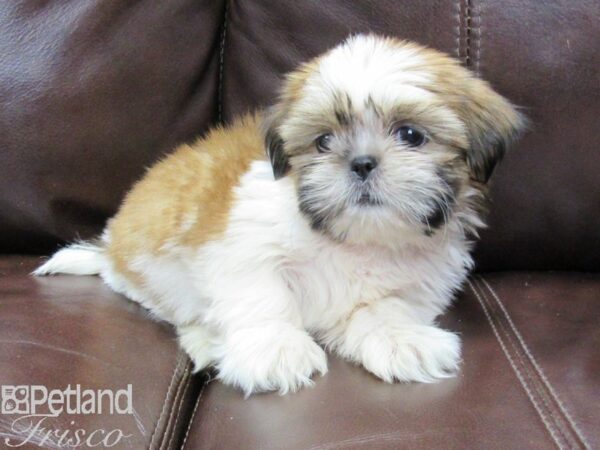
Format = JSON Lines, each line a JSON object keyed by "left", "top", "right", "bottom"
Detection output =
{"left": 34, "top": 35, "right": 524, "bottom": 396}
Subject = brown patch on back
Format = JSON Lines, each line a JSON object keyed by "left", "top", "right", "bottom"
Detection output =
{"left": 107, "top": 113, "right": 266, "bottom": 280}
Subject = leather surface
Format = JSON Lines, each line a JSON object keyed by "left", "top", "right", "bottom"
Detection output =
{"left": 184, "top": 272, "right": 599, "bottom": 450}
{"left": 0, "top": 256, "right": 203, "bottom": 449}
{"left": 469, "top": 0, "right": 600, "bottom": 271}
{"left": 0, "top": 0, "right": 224, "bottom": 254}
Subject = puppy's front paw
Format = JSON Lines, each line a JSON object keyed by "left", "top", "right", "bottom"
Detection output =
{"left": 216, "top": 324, "right": 328, "bottom": 396}
{"left": 355, "top": 325, "right": 461, "bottom": 383}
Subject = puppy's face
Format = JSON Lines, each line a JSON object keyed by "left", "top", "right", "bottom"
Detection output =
{"left": 265, "top": 35, "right": 524, "bottom": 244}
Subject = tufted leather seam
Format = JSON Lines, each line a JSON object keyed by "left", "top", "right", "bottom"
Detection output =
{"left": 475, "top": 0, "right": 482, "bottom": 74}
{"left": 149, "top": 351, "right": 184, "bottom": 449}
{"left": 180, "top": 375, "right": 213, "bottom": 450}
{"left": 467, "top": 279, "right": 565, "bottom": 449}
{"left": 162, "top": 361, "right": 192, "bottom": 450}
{"left": 217, "top": 0, "right": 230, "bottom": 124}
{"left": 478, "top": 276, "right": 591, "bottom": 450}
{"left": 454, "top": 0, "right": 463, "bottom": 59}
{"left": 468, "top": 0, "right": 481, "bottom": 74}
{"left": 465, "top": 0, "right": 472, "bottom": 67}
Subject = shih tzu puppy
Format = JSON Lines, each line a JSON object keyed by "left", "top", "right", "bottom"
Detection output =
{"left": 35, "top": 34, "right": 524, "bottom": 395}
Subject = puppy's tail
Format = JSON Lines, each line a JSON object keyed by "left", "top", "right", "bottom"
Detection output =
{"left": 32, "top": 240, "right": 106, "bottom": 276}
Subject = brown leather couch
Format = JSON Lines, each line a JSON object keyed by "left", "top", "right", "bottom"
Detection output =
{"left": 1, "top": 1, "right": 598, "bottom": 449}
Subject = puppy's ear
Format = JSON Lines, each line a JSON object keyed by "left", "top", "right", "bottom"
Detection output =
{"left": 460, "top": 79, "right": 526, "bottom": 183}
{"left": 263, "top": 61, "right": 317, "bottom": 179}
{"left": 262, "top": 106, "right": 290, "bottom": 179}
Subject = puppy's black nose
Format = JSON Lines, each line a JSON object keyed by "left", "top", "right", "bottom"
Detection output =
{"left": 350, "top": 156, "right": 378, "bottom": 181}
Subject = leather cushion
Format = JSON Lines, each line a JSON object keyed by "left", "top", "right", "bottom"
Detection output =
{"left": 0, "top": 0, "right": 224, "bottom": 254}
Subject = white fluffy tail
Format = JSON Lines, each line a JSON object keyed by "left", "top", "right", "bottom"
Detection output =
{"left": 33, "top": 241, "right": 106, "bottom": 276}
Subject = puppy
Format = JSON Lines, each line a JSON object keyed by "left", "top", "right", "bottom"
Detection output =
{"left": 35, "top": 34, "right": 524, "bottom": 395}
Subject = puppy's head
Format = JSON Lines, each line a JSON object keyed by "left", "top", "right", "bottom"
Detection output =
{"left": 265, "top": 34, "right": 525, "bottom": 245}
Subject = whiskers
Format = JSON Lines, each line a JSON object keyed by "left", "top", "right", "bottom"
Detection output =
{"left": 295, "top": 161, "right": 486, "bottom": 248}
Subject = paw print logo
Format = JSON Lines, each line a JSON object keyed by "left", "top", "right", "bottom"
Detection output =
{"left": 1, "top": 386, "right": 30, "bottom": 414}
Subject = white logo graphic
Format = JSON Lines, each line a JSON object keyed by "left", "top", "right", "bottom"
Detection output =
{"left": 0, "top": 384, "right": 133, "bottom": 416}
{"left": 0, "top": 384, "right": 135, "bottom": 448}
{"left": 1, "top": 386, "right": 30, "bottom": 415}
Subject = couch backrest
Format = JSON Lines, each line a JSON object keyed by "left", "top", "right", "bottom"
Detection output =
{"left": 1, "top": 0, "right": 598, "bottom": 271}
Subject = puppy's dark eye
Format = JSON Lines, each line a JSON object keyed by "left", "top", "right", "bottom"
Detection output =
{"left": 394, "top": 126, "right": 426, "bottom": 147}
{"left": 315, "top": 133, "right": 333, "bottom": 153}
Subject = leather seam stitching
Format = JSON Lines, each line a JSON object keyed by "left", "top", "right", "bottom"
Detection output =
{"left": 149, "top": 351, "right": 184, "bottom": 450}
{"left": 455, "top": 0, "right": 461, "bottom": 59}
{"left": 217, "top": 0, "right": 230, "bottom": 124}
{"left": 467, "top": 279, "right": 564, "bottom": 449}
{"left": 478, "top": 277, "right": 591, "bottom": 450}
{"left": 478, "top": 278, "right": 583, "bottom": 448}
{"left": 180, "top": 375, "right": 213, "bottom": 450}
{"left": 164, "top": 380, "right": 189, "bottom": 450}
{"left": 465, "top": 0, "right": 471, "bottom": 67}
{"left": 475, "top": 278, "right": 574, "bottom": 448}
{"left": 474, "top": 0, "right": 481, "bottom": 74}
{"left": 163, "top": 361, "right": 192, "bottom": 450}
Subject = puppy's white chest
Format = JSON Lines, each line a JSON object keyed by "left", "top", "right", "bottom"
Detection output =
{"left": 282, "top": 244, "right": 405, "bottom": 328}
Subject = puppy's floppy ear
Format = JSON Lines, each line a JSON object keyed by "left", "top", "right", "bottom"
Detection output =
{"left": 262, "top": 106, "right": 290, "bottom": 179}
{"left": 459, "top": 79, "right": 526, "bottom": 183}
{"left": 262, "top": 60, "right": 317, "bottom": 179}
